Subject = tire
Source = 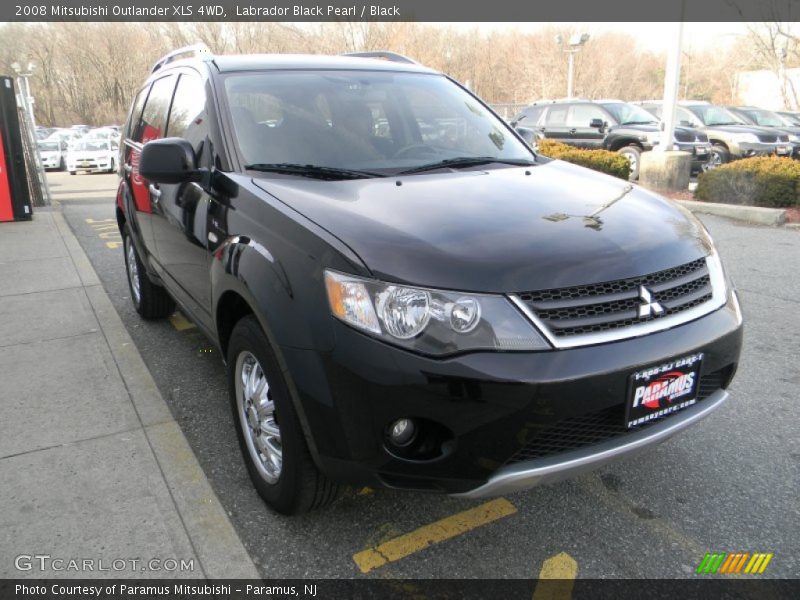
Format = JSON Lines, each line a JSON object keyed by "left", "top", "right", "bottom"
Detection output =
{"left": 227, "top": 315, "right": 341, "bottom": 515}
{"left": 709, "top": 144, "right": 730, "bottom": 168}
{"left": 617, "top": 145, "right": 642, "bottom": 181}
{"left": 108, "top": 158, "right": 115, "bottom": 174}
{"left": 59, "top": 157, "right": 66, "bottom": 172}
{"left": 122, "top": 224, "right": 175, "bottom": 319}
{"left": 69, "top": 171, "right": 76, "bottom": 176}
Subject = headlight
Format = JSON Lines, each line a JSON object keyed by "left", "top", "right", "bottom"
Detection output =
{"left": 788, "top": 134, "right": 799, "bottom": 142}
{"left": 732, "top": 133, "right": 759, "bottom": 143}
{"left": 324, "top": 270, "right": 550, "bottom": 355}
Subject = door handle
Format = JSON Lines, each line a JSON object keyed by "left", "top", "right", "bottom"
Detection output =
{"left": 123, "top": 163, "right": 133, "bottom": 174}
{"left": 569, "top": 128, "right": 577, "bottom": 134}
{"left": 148, "top": 184, "right": 161, "bottom": 200}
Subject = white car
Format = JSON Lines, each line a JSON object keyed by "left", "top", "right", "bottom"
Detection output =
{"left": 66, "top": 138, "right": 119, "bottom": 174}
{"left": 37, "top": 140, "right": 67, "bottom": 171}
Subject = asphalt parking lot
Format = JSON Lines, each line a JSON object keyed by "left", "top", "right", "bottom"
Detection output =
{"left": 51, "top": 170, "right": 799, "bottom": 579}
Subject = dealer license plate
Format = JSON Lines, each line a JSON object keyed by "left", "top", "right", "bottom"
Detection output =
{"left": 625, "top": 353, "right": 703, "bottom": 429}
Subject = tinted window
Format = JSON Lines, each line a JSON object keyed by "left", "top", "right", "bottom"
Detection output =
{"left": 223, "top": 70, "right": 532, "bottom": 172}
{"left": 167, "top": 73, "right": 208, "bottom": 155}
{"left": 517, "top": 106, "right": 544, "bottom": 125}
{"left": 600, "top": 103, "right": 657, "bottom": 125}
{"left": 135, "top": 74, "right": 176, "bottom": 143}
{"left": 546, "top": 106, "right": 568, "bottom": 125}
{"left": 567, "top": 104, "right": 607, "bottom": 127}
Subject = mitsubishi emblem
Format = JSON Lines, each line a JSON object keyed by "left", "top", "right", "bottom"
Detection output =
{"left": 637, "top": 285, "right": 664, "bottom": 318}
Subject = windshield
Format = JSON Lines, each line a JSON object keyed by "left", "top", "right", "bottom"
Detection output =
{"left": 601, "top": 103, "right": 657, "bottom": 125}
{"left": 744, "top": 109, "right": 784, "bottom": 127}
{"left": 688, "top": 105, "right": 745, "bottom": 126}
{"left": 223, "top": 70, "right": 533, "bottom": 174}
{"left": 38, "top": 142, "right": 59, "bottom": 152}
{"left": 779, "top": 112, "right": 800, "bottom": 126}
{"left": 72, "top": 140, "right": 110, "bottom": 152}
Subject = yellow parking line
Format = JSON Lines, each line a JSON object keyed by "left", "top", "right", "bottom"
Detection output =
{"left": 533, "top": 552, "right": 578, "bottom": 600}
{"left": 169, "top": 312, "right": 196, "bottom": 331}
{"left": 352, "top": 498, "right": 517, "bottom": 574}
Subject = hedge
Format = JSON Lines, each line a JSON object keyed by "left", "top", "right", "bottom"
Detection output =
{"left": 537, "top": 139, "right": 631, "bottom": 180}
{"left": 695, "top": 156, "right": 800, "bottom": 208}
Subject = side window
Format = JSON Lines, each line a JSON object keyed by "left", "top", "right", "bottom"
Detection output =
{"left": 567, "top": 104, "right": 607, "bottom": 127}
{"left": 519, "top": 106, "right": 544, "bottom": 125}
{"left": 166, "top": 73, "right": 209, "bottom": 157}
{"left": 134, "top": 74, "right": 176, "bottom": 144}
{"left": 124, "top": 86, "right": 149, "bottom": 142}
{"left": 546, "top": 106, "right": 568, "bottom": 125}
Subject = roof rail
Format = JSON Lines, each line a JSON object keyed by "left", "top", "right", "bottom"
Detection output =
{"left": 151, "top": 43, "right": 212, "bottom": 74}
{"left": 342, "top": 51, "right": 418, "bottom": 65}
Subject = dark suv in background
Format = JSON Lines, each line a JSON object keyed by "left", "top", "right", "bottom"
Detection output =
{"left": 726, "top": 106, "right": 800, "bottom": 158}
{"left": 511, "top": 99, "right": 711, "bottom": 180}
{"left": 117, "top": 46, "right": 742, "bottom": 514}
{"left": 638, "top": 101, "right": 792, "bottom": 166}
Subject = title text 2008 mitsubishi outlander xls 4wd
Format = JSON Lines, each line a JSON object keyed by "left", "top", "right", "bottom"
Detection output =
{"left": 117, "top": 46, "right": 742, "bottom": 514}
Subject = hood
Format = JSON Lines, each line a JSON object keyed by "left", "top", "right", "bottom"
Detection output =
{"left": 702, "top": 123, "right": 776, "bottom": 135}
{"left": 69, "top": 149, "right": 111, "bottom": 158}
{"left": 253, "top": 161, "right": 712, "bottom": 293}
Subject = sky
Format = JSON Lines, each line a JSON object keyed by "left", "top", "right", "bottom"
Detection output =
{"left": 447, "top": 22, "right": 753, "bottom": 53}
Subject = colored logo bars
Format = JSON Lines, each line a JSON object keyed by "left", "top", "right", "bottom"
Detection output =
{"left": 696, "top": 552, "right": 774, "bottom": 575}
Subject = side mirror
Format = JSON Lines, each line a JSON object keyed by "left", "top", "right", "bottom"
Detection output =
{"left": 589, "top": 118, "right": 604, "bottom": 129}
{"left": 139, "top": 138, "right": 203, "bottom": 184}
{"left": 515, "top": 126, "right": 536, "bottom": 146}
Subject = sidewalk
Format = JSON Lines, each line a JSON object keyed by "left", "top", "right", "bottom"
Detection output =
{"left": 0, "top": 208, "right": 259, "bottom": 579}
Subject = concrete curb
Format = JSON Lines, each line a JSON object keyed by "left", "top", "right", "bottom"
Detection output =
{"left": 675, "top": 199, "right": 786, "bottom": 226}
{"left": 51, "top": 210, "right": 260, "bottom": 580}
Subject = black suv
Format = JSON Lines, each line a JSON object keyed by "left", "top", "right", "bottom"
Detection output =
{"left": 117, "top": 47, "right": 742, "bottom": 514}
{"left": 639, "top": 102, "right": 793, "bottom": 167}
{"left": 511, "top": 100, "right": 711, "bottom": 179}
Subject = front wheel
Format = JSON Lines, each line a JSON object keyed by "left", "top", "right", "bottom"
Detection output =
{"left": 122, "top": 224, "right": 175, "bottom": 319}
{"left": 228, "top": 315, "right": 341, "bottom": 515}
{"left": 617, "top": 145, "right": 642, "bottom": 181}
{"left": 709, "top": 144, "right": 730, "bottom": 168}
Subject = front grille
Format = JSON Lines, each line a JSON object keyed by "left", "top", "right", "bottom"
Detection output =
{"left": 696, "top": 133, "right": 709, "bottom": 142}
{"left": 674, "top": 129, "right": 694, "bottom": 142}
{"left": 756, "top": 133, "right": 778, "bottom": 143}
{"left": 505, "top": 368, "right": 729, "bottom": 465}
{"left": 517, "top": 258, "right": 712, "bottom": 338}
{"left": 778, "top": 135, "right": 789, "bottom": 143}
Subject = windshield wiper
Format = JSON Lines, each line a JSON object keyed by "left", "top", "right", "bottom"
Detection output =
{"left": 244, "top": 163, "right": 386, "bottom": 180}
{"left": 708, "top": 122, "right": 740, "bottom": 126}
{"left": 398, "top": 156, "right": 535, "bottom": 175}
{"left": 621, "top": 120, "right": 658, "bottom": 125}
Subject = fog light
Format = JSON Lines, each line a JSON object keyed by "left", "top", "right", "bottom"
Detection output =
{"left": 389, "top": 418, "right": 416, "bottom": 446}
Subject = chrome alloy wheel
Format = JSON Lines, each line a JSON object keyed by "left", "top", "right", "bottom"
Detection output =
{"left": 125, "top": 237, "right": 141, "bottom": 305}
{"left": 235, "top": 351, "right": 282, "bottom": 483}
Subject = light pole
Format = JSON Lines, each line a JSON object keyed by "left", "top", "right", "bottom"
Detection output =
{"left": 556, "top": 33, "right": 590, "bottom": 99}
{"left": 11, "top": 60, "right": 51, "bottom": 206}
{"left": 11, "top": 61, "right": 36, "bottom": 129}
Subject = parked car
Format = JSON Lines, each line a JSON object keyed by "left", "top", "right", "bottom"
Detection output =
{"left": 638, "top": 102, "right": 792, "bottom": 166}
{"left": 776, "top": 111, "right": 800, "bottom": 126}
{"left": 510, "top": 99, "right": 711, "bottom": 179}
{"left": 88, "top": 127, "right": 121, "bottom": 143}
{"left": 36, "top": 139, "right": 67, "bottom": 170}
{"left": 35, "top": 127, "right": 54, "bottom": 140}
{"left": 46, "top": 128, "right": 82, "bottom": 147}
{"left": 66, "top": 138, "right": 118, "bottom": 174}
{"left": 118, "top": 46, "right": 742, "bottom": 514}
{"left": 725, "top": 106, "right": 800, "bottom": 158}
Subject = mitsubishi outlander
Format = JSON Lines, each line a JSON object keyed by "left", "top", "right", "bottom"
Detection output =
{"left": 117, "top": 46, "right": 743, "bottom": 514}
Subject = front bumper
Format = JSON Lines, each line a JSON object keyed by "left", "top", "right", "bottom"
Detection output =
{"left": 675, "top": 142, "right": 712, "bottom": 169}
{"left": 68, "top": 160, "right": 111, "bottom": 172}
{"left": 731, "top": 141, "right": 793, "bottom": 158}
{"left": 282, "top": 292, "right": 742, "bottom": 495}
{"left": 456, "top": 388, "right": 727, "bottom": 498}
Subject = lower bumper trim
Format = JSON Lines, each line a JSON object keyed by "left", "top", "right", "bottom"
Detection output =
{"left": 453, "top": 388, "right": 729, "bottom": 499}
